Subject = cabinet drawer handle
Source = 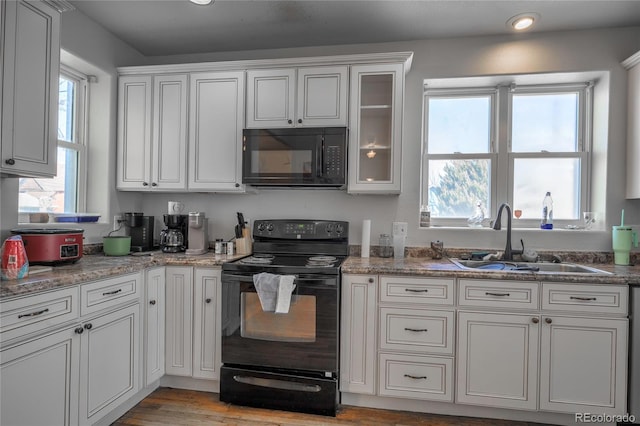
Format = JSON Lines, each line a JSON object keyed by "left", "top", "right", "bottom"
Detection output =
{"left": 102, "top": 288, "right": 122, "bottom": 296}
{"left": 569, "top": 296, "right": 597, "bottom": 301}
{"left": 404, "top": 328, "right": 428, "bottom": 332}
{"left": 485, "top": 292, "right": 510, "bottom": 297}
{"left": 5, "top": 158, "right": 15, "bottom": 165}
{"left": 18, "top": 308, "right": 49, "bottom": 319}
{"left": 149, "top": 300, "right": 156, "bottom": 305}
{"left": 405, "top": 288, "right": 428, "bottom": 293}
{"left": 404, "top": 374, "right": 427, "bottom": 380}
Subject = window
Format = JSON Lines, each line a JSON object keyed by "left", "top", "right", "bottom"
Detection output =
{"left": 19, "top": 66, "right": 87, "bottom": 215}
{"left": 421, "top": 80, "right": 591, "bottom": 227}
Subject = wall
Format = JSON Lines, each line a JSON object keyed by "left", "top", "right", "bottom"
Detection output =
{"left": 1, "top": 10, "right": 639, "bottom": 253}
{"left": 136, "top": 27, "right": 640, "bottom": 253}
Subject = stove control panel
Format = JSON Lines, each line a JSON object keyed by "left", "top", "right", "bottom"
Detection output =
{"left": 254, "top": 220, "right": 348, "bottom": 240}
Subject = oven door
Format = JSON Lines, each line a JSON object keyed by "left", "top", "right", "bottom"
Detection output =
{"left": 221, "top": 272, "right": 338, "bottom": 373}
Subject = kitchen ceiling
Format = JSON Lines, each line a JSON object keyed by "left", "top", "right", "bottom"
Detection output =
{"left": 69, "top": 0, "right": 640, "bottom": 57}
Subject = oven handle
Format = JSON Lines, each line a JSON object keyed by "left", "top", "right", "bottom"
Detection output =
{"left": 233, "top": 375, "right": 322, "bottom": 393}
{"left": 222, "top": 273, "right": 336, "bottom": 287}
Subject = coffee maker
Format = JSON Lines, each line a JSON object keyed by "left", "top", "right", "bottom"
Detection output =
{"left": 185, "top": 212, "right": 208, "bottom": 255}
{"left": 160, "top": 214, "right": 188, "bottom": 253}
{"left": 124, "top": 212, "right": 155, "bottom": 252}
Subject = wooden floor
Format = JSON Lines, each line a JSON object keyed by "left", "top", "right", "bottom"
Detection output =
{"left": 112, "top": 388, "right": 550, "bottom": 426}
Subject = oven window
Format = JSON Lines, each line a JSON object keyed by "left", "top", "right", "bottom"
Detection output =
{"left": 241, "top": 293, "right": 316, "bottom": 342}
{"left": 250, "top": 150, "right": 313, "bottom": 175}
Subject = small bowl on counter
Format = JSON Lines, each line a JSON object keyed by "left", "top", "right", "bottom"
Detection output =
{"left": 103, "top": 236, "right": 131, "bottom": 256}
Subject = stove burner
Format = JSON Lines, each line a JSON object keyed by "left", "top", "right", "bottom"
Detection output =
{"left": 306, "top": 255, "right": 337, "bottom": 268}
{"left": 308, "top": 256, "right": 337, "bottom": 262}
{"left": 239, "top": 255, "right": 274, "bottom": 265}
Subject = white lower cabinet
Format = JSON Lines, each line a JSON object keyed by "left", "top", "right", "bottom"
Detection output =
{"left": 539, "top": 315, "right": 628, "bottom": 414}
{"left": 342, "top": 274, "right": 630, "bottom": 422}
{"left": 1, "top": 326, "right": 80, "bottom": 426}
{"left": 456, "top": 311, "right": 539, "bottom": 410}
{"left": 340, "top": 274, "right": 377, "bottom": 394}
{"left": 79, "top": 304, "right": 140, "bottom": 425}
{"left": 341, "top": 274, "right": 455, "bottom": 402}
{"left": 165, "top": 266, "right": 221, "bottom": 380}
{"left": 0, "top": 272, "right": 141, "bottom": 426}
{"left": 145, "top": 267, "right": 165, "bottom": 385}
{"left": 456, "top": 279, "right": 629, "bottom": 415}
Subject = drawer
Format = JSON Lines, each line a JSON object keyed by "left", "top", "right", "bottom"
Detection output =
{"left": 458, "top": 279, "right": 539, "bottom": 310}
{"left": 541, "top": 282, "right": 628, "bottom": 315}
{"left": 0, "top": 287, "right": 79, "bottom": 342}
{"left": 378, "top": 352, "right": 453, "bottom": 402}
{"left": 379, "top": 307, "right": 454, "bottom": 355}
{"left": 80, "top": 272, "right": 141, "bottom": 316}
{"left": 379, "top": 276, "right": 455, "bottom": 306}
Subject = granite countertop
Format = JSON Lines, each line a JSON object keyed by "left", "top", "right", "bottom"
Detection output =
{"left": 0, "top": 251, "right": 244, "bottom": 300}
{"left": 2, "top": 252, "right": 640, "bottom": 301}
{"left": 341, "top": 256, "right": 640, "bottom": 285}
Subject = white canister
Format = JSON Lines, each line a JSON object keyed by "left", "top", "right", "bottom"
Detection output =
{"left": 227, "top": 241, "right": 234, "bottom": 256}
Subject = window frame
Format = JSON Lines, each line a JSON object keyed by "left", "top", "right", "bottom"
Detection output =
{"left": 421, "top": 80, "right": 593, "bottom": 228}
{"left": 59, "top": 64, "right": 88, "bottom": 213}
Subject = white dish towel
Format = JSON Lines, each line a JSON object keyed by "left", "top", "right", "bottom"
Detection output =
{"left": 253, "top": 272, "right": 297, "bottom": 314}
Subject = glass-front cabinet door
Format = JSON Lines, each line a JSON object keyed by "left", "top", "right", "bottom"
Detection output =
{"left": 348, "top": 63, "right": 404, "bottom": 193}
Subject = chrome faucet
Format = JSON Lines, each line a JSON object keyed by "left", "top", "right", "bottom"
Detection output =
{"left": 492, "top": 203, "right": 524, "bottom": 261}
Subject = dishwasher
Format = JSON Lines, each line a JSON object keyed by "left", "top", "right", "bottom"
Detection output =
{"left": 629, "top": 285, "right": 639, "bottom": 423}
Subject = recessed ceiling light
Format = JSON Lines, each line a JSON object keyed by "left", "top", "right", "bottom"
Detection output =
{"left": 189, "top": 0, "right": 213, "bottom": 5}
{"left": 507, "top": 13, "right": 540, "bottom": 31}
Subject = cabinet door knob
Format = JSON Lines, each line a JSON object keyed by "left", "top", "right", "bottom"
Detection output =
{"left": 235, "top": 183, "right": 240, "bottom": 188}
{"left": 75, "top": 327, "right": 84, "bottom": 334}
{"left": 206, "top": 298, "right": 212, "bottom": 304}
{"left": 531, "top": 317, "right": 540, "bottom": 324}
{"left": 84, "top": 323, "right": 93, "bottom": 330}
{"left": 545, "top": 317, "right": 553, "bottom": 324}
{"left": 5, "top": 158, "right": 15, "bottom": 165}
{"left": 287, "top": 119, "right": 293, "bottom": 124}
{"left": 149, "top": 300, "right": 156, "bottom": 305}
{"left": 151, "top": 182, "right": 158, "bottom": 187}
{"left": 297, "top": 119, "right": 302, "bottom": 124}
{"left": 368, "top": 278, "right": 374, "bottom": 283}
{"left": 142, "top": 182, "right": 149, "bottom": 186}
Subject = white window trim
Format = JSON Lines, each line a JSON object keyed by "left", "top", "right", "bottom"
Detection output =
{"left": 422, "top": 79, "right": 593, "bottom": 229}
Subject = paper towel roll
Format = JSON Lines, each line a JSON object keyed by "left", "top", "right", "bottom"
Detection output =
{"left": 361, "top": 219, "right": 371, "bottom": 258}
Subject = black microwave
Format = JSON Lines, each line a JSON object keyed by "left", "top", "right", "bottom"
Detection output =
{"left": 242, "top": 127, "right": 347, "bottom": 187}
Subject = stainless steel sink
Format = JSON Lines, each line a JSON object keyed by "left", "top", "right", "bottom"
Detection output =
{"left": 449, "top": 258, "right": 611, "bottom": 275}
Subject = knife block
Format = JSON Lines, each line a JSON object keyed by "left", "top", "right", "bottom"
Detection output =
{"left": 235, "top": 237, "right": 252, "bottom": 255}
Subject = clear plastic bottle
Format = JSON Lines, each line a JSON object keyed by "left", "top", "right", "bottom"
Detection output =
{"left": 540, "top": 192, "right": 554, "bottom": 230}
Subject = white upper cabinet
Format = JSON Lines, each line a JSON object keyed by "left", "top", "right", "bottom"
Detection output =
{"left": 246, "top": 66, "right": 348, "bottom": 128}
{"left": 117, "top": 74, "right": 188, "bottom": 191}
{"left": 188, "top": 71, "right": 245, "bottom": 192}
{"left": 348, "top": 63, "right": 404, "bottom": 194}
{"left": 624, "top": 51, "right": 640, "bottom": 199}
{"left": 1, "top": 0, "right": 60, "bottom": 177}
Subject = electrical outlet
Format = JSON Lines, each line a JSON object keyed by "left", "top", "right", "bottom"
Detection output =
{"left": 392, "top": 222, "right": 408, "bottom": 237}
{"left": 113, "top": 215, "right": 123, "bottom": 231}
